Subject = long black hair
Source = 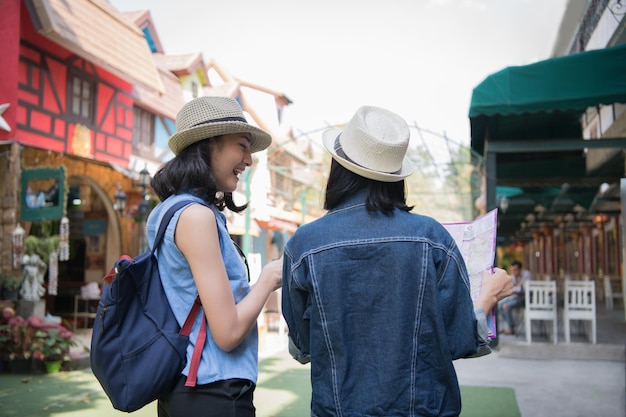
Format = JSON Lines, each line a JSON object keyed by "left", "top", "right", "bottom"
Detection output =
{"left": 324, "top": 159, "right": 414, "bottom": 213}
{"left": 151, "top": 137, "right": 246, "bottom": 213}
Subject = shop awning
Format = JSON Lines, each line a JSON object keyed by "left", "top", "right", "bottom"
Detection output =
{"left": 468, "top": 44, "right": 626, "bottom": 246}
{"left": 470, "top": 43, "right": 626, "bottom": 155}
{"left": 27, "top": 0, "right": 164, "bottom": 94}
{"left": 255, "top": 218, "right": 299, "bottom": 233}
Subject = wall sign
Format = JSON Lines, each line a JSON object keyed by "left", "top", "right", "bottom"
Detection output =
{"left": 20, "top": 166, "right": 66, "bottom": 221}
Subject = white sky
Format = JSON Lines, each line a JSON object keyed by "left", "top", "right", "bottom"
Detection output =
{"left": 110, "top": 0, "right": 568, "bottom": 147}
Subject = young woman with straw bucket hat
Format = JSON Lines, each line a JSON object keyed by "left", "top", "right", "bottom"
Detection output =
{"left": 148, "top": 96, "right": 282, "bottom": 417}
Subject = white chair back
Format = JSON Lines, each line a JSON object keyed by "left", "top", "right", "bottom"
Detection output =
{"left": 603, "top": 275, "right": 623, "bottom": 311}
{"left": 525, "top": 280, "right": 558, "bottom": 344}
{"left": 564, "top": 280, "right": 596, "bottom": 344}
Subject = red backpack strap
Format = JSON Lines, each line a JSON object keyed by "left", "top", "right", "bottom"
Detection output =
{"left": 180, "top": 296, "right": 202, "bottom": 336}
{"left": 184, "top": 314, "right": 206, "bottom": 387}
{"left": 182, "top": 296, "right": 205, "bottom": 387}
{"left": 103, "top": 255, "right": 133, "bottom": 284}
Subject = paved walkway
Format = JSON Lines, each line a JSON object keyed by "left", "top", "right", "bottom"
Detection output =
{"left": 1, "top": 341, "right": 625, "bottom": 417}
{"left": 454, "top": 348, "right": 625, "bottom": 417}
{"left": 2, "top": 316, "right": 624, "bottom": 417}
{"left": 257, "top": 342, "right": 626, "bottom": 417}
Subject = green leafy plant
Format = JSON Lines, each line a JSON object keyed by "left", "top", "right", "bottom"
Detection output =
{"left": 0, "top": 311, "right": 75, "bottom": 363}
{"left": 0, "top": 315, "right": 34, "bottom": 360}
{"left": 1, "top": 272, "right": 23, "bottom": 292}
{"left": 24, "top": 220, "right": 60, "bottom": 261}
{"left": 24, "top": 235, "right": 60, "bottom": 261}
{"left": 31, "top": 328, "right": 76, "bottom": 362}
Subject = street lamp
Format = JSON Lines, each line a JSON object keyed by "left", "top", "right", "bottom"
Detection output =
{"left": 138, "top": 166, "right": 151, "bottom": 219}
{"left": 139, "top": 166, "right": 150, "bottom": 189}
{"left": 114, "top": 183, "right": 127, "bottom": 215}
{"left": 137, "top": 166, "right": 152, "bottom": 252}
{"left": 498, "top": 195, "right": 509, "bottom": 214}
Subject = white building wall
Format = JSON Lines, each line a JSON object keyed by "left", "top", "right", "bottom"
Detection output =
{"left": 586, "top": 6, "right": 625, "bottom": 50}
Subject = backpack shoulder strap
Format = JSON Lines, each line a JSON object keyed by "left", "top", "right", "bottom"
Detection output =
{"left": 150, "top": 198, "right": 225, "bottom": 388}
{"left": 182, "top": 297, "right": 204, "bottom": 387}
{"left": 103, "top": 199, "right": 198, "bottom": 283}
{"left": 152, "top": 199, "right": 197, "bottom": 255}
{"left": 156, "top": 199, "right": 208, "bottom": 388}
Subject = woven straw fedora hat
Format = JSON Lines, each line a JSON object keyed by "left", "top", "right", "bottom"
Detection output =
{"left": 168, "top": 96, "right": 272, "bottom": 155}
{"left": 322, "top": 105, "right": 413, "bottom": 182}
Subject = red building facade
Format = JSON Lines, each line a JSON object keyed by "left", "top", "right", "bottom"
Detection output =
{"left": 0, "top": 0, "right": 174, "bottom": 321}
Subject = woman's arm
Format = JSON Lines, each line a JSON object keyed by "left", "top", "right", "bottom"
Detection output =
{"left": 475, "top": 268, "right": 513, "bottom": 313}
{"left": 176, "top": 204, "right": 282, "bottom": 352}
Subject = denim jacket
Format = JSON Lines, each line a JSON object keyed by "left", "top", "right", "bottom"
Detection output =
{"left": 282, "top": 190, "right": 489, "bottom": 417}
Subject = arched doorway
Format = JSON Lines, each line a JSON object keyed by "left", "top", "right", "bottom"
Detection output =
{"left": 46, "top": 175, "right": 121, "bottom": 325}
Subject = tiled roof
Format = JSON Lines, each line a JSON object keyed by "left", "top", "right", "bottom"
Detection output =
{"left": 154, "top": 52, "right": 204, "bottom": 75}
{"left": 134, "top": 64, "right": 185, "bottom": 120}
{"left": 121, "top": 9, "right": 165, "bottom": 54}
{"left": 29, "top": 0, "right": 164, "bottom": 93}
{"left": 120, "top": 9, "right": 146, "bottom": 24}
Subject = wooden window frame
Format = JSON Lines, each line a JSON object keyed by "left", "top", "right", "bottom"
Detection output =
{"left": 67, "top": 71, "right": 96, "bottom": 125}
{"left": 132, "top": 106, "right": 155, "bottom": 153}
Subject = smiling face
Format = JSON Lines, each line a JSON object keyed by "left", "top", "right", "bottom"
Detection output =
{"left": 210, "top": 133, "right": 253, "bottom": 192}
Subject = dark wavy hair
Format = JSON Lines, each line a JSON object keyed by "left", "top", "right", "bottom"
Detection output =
{"left": 150, "top": 137, "right": 246, "bottom": 213}
{"left": 324, "top": 159, "right": 413, "bottom": 213}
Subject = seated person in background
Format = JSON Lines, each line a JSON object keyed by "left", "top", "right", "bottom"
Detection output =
{"left": 497, "top": 260, "right": 532, "bottom": 335}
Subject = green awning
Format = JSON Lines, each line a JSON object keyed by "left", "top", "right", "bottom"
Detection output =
{"left": 470, "top": 43, "right": 626, "bottom": 154}
{"left": 470, "top": 43, "right": 626, "bottom": 117}
{"left": 468, "top": 44, "right": 626, "bottom": 246}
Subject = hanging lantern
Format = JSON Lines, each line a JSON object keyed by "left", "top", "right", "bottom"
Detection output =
{"left": 59, "top": 216, "right": 70, "bottom": 261}
{"left": 114, "top": 183, "right": 127, "bottom": 215}
{"left": 12, "top": 223, "right": 25, "bottom": 269}
{"left": 48, "top": 250, "right": 58, "bottom": 296}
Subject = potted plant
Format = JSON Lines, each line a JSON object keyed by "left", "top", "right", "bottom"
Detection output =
{"left": 30, "top": 327, "right": 76, "bottom": 373}
{"left": 0, "top": 310, "right": 76, "bottom": 374}
{"left": 1, "top": 272, "right": 23, "bottom": 301}
{"left": 24, "top": 221, "right": 60, "bottom": 262}
{"left": 0, "top": 313, "right": 35, "bottom": 373}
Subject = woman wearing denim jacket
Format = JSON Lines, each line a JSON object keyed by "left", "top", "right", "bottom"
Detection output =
{"left": 282, "top": 105, "right": 513, "bottom": 417}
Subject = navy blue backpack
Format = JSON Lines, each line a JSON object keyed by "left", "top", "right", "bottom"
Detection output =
{"left": 91, "top": 200, "right": 207, "bottom": 412}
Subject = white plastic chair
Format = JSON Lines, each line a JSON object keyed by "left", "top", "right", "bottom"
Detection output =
{"left": 564, "top": 280, "right": 596, "bottom": 344}
{"left": 525, "top": 280, "right": 558, "bottom": 344}
{"left": 603, "top": 275, "right": 623, "bottom": 311}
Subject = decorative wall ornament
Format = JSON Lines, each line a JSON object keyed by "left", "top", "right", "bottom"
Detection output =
{"left": 21, "top": 166, "right": 67, "bottom": 222}
{"left": 48, "top": 251, "right": 59, "bottom": 296}
{"left": 0, "top": 103, "right": 11, "bottom": 132}
{"left": 71, "top": 124, "right": 94, "bottom": 158}
{"left": 12, "top": 223, "right": 25, "bottom": 269}
{"left": 59, "top": 216, "right": 70, "bottom": 261}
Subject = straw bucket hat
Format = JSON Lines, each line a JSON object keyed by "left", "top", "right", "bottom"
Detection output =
{"left": 168, "top": 96, "right": 272, "bottom": 155}
{"left": 322, "top": 105, "right": 413, "bottom": 182}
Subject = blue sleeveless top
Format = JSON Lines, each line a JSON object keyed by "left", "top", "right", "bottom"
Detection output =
{"left": 146, "top": 193, "right": 258, "bottom": 385}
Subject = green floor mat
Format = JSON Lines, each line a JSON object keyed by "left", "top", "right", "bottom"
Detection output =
{"left": 0, "top": 359, "right": 519, "bottom": 417}
{"left": 460, "top": 385, "right": 521, "bottom": 417}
